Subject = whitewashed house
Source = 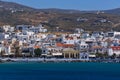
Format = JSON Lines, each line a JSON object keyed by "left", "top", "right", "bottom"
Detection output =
{"left": 29, "top": 25, "right": 47, "bottom": 33}
{"left": 76, "top": 40, "right": 89, "bottom": 51}
{"left": 80, "top": 52, "right": 89, "bottom": 60}
{"left": 16, "top": 25, "right": 31, "bottom": 31}
{"left": 3, "top": 25, "right": 11, "bottom": 32}
{"left": 108, "top": 46, "right": 120, "bottom": 56}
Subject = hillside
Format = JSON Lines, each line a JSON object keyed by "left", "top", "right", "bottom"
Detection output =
{"left": 105, "top": 8, "right": 120, "bottom": 15}
{"left": 0, "top": 1, "right": 34, "bottom": 11}
{"left": 0, "top": 1, "right": 120, "bottom": 32}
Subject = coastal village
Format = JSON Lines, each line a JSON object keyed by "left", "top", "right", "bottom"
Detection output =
{"left": 0, "top": 24, "right": 120, "bottom": 62}
{"left": 1, "top": 1, "right": 120, "bottom": 80}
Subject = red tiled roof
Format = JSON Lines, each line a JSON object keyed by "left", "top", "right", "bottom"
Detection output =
{"left": 63, "top": 44, "right": 74, "bottom": 48}
{"left": 34, "top": 46, "right": 41, "bottom": 49}
{"left": 66, "top": 37, "right": 73, "bottom": 40}
{"left": 92, "top": 46, "right": 102, "bottom": 49}
{"left": 56, "top": 43, "right": 74, "bottom": 48}
{"left": 56, "top": 43, "right": 63, "bottom": 47}
{"left": 111, "top": 46, "right": 120, "bottom": 50}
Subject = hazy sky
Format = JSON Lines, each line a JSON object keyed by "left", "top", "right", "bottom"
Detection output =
{"left": 2, "top": 0, "right": 120, "bottom": 10}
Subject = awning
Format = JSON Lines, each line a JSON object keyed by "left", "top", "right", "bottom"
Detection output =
{"left": 52, "top": 53, "right": 62, "bottom": 56}
{"left": 89, "top": 55, "right": 96, "bottom": 58}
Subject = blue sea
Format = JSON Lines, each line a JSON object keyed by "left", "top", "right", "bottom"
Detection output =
{"left": 0, "top": 62, "right": 120, "bottom": 80}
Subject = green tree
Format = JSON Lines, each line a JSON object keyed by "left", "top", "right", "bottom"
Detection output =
{"left": 103, "top": 52, "right": 109, "bottom": 59}
{"left": 111, "top": 53, "right": 117, "bottom": 59}
{"left": 34, "top": 48, "right": 42, "bottom": 57}
{"left": 95, "top": 53, "right": 104, "bottom": 59}
{"left": 15, "top": 46, "right": 20, "bottom": 57}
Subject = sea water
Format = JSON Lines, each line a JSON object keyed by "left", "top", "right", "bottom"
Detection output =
{"left": 0, "top": 62, "right": 120, "bottom": 80}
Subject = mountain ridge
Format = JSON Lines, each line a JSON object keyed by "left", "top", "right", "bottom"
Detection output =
{"left": 1, "top": 1, "right": 120, "bottom": 14}
{"left": 0, "top": 1, "right": 120, "bottom": 32}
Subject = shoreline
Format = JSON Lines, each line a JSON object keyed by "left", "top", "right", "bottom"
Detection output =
{"left": 0, "top": 58, "right": 120, "bottom": 63}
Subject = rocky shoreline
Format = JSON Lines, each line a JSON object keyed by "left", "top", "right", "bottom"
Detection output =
{"left": 1, "top": 58, "right": 120, "bottom": 63}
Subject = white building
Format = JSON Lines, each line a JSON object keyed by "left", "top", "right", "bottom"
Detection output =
{"left": 29, "top": 25, "right": 47, "bottom": 33}
{"left": 76, "top": 40, "right": 89, "bottom": 51}
{"left": 3, "top": 25, "right": 11, "bottom": 32}
{"left": 108, "top": 46, "right": 120, "bottom": 56}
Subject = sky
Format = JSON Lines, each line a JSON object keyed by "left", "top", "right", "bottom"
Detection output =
{"left": 2, "top": 0, "right": 120, "bottom": 11}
